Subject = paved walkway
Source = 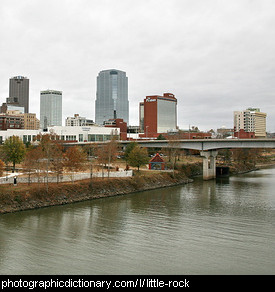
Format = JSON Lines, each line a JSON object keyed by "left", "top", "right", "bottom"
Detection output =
{"left": 0, "top": 170, "right": 133, "bottom": 184}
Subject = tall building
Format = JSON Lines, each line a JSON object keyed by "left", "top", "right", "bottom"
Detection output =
{"left": 9, "top": 76, "right": 29, "bottom": 113}
{"left": 95, "top": 69, "right": 129, "bottom": 125}
{"left": 234, "top": 108, "right": 267, "bottom": 138}
{"left": 139, "top": 93, "right": 177, "bottom": 137}
{"left": 40, "top": 90, "right": 62, "bottom": 129}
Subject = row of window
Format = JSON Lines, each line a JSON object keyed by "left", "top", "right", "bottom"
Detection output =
{"left": 0, "top": 134, "right": 118, "bottom": 144}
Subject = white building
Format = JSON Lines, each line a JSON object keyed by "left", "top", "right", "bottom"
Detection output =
{"left": 40, "top": 90, "right": 62, "bottom": 128}
{"left": 65, "top": 114, "right": 94, "bottom": 127}
{"left": 234, "top": 108, "right": 267, "bottom": 138}
{"left": 234, "top": 108, "right": 266, "bottom": 138}
{"left": 0, "top": 125, "right": 120, "bottom": 144}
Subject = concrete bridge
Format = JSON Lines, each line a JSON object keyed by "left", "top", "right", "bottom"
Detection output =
{"left": 68, "top": 139, "right": 275, "bottom": 180}
{"left": 122, "top": 138, "right": 275, "bottom": 151}
{"left": 121, "top": 139, "right": 275, "bottom": 180}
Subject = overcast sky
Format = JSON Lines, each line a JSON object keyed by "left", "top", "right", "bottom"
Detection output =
{"left": 0, "top": 0, "right": 274, "bottom": 132}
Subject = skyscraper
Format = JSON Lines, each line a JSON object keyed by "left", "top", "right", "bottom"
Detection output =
{"left": 95, "top": 69, "right": 129, "bottom": 125}
{"left": 40, "top": 90, "right": 62, "bottom": 129}
{"left": 9, "top": 76, "right": 29, "bottom": 113}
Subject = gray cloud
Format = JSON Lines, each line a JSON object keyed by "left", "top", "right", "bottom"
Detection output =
{"left": 0, "top": 0, "right": 274, "bottom": 132}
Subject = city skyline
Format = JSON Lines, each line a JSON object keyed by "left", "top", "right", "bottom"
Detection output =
{"left": 0, "top": 0, "right": 274, "bottom": 132}
{"left": 0, "top": 69, "right": 272, "bottom": 132}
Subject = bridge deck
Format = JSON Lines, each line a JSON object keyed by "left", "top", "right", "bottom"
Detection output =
{"left": 121, "top": 139, "right": 275, "bottom": 151}
{"left": 66, "top": 138, "right": 275, "bottom": 151}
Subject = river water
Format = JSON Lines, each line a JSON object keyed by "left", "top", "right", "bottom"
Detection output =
{"left": 0, "top": 167, "right": 275, "bottom": 275}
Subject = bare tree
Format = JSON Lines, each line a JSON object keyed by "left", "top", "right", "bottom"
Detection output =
{"left": 83, "top": 144, "right": 97, "bottom": 184}
{"left": 166, "top": 135, "right": 181, "bottom": 176}
{"left": 37, "top": 133, "right": 64, "bottom": 190}
{"left": 106, "top": 137, "right": 118, "bottom": 178}
{"left": 50, "top": 142, "right": 64, "bottom": 183}
{"left": 95, "top": 138, "right": 119, "bottom": 178}
{"left": 23, "top": 147, "right": 42, "bottom": 184}
{"left": 96, "top": 144, "right": 108, "bottom": 178}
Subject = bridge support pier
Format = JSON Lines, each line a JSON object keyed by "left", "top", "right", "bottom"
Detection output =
{"left": 200, "top": 150, "right": 218, "bottom": 180}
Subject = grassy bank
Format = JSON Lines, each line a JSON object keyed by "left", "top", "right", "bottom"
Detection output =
{"left": 0, "top": 172, "right": 192, "bottom": 214}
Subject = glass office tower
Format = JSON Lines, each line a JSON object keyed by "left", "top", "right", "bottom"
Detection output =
{"left": 95, "top": 69, "right": 129, "bottom": 125}
{"left": 40, "top": 90, "right": 62, "bottom": 129}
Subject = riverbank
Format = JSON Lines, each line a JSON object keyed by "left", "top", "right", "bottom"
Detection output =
{"left": 1, "top": 159, "right": 275, "bottom": 215}
{"left": 0, "top": 172, "right": 192, "bottom": 214}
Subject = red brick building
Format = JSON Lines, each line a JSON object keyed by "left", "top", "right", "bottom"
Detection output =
{"left": 104, "top": 118, "right": 127, "bottom": 140}
{"left": 163, "top": 131, "right": 211, "bottom": 140}
{"left": 139, "top": 93, "right": 177, "bottom": 138}
{"left": 0, "top": 114, "right": 24, "bottom": 130}
{"left": 234, "top": 129, "right": 255, "bottom": 139}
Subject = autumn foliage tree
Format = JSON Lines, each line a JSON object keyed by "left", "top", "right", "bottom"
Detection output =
{"left": 50, "top": 142, "right": 64, "bottom": 183}
{"left": 23, "top": 146, "right": 44, "bottom": 184}
{"left": 64, "top": 146, "right": 87, "bottom": 182}
{"left": 0, "top": 159, "right": 5, "bottom": 177}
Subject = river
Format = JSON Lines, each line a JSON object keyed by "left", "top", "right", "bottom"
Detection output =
{"left": 0, "top": 167, "right": 275, "bottom": 275}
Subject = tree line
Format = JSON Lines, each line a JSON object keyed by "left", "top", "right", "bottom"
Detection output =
{"left": 1, "top": 134, "right": 265, "bottom": 187}
{"left": 0, "top": 135, "right": 150, "bottom": 187}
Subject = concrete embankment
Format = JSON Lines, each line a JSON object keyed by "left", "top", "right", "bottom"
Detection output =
{"left": 0, "top": 172, "right": 192, "bottom": 214}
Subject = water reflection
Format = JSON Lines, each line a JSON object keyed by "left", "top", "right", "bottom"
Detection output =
{"left": 0, "top": 167, "right": 275, "bottom": 274}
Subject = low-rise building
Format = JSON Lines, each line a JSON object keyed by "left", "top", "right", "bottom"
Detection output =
{"left": 216, "top": 127, "right": 234, "bottom": 139}
{"left": 234, "top": 129, "right": 255, "bottom": 139}
{"left": 65, "top": 114, "right": 94, "bottom": 127}
{"left": 1, "top": 97, "right": 25, "bottom": 114}
{"left": 0, "top": 113, "right": 24, "bottom": 130}
{"left": 104, "top": 118, "right": 127, "bottom": 140}
{"left": 0, "top": 125, "right": 120, "bottom": 144}
{"left": 149, "top": 153, "right": 165, "bottom": 170}
{"left": 1, "top": 110, "right": 40, "bottom": 130}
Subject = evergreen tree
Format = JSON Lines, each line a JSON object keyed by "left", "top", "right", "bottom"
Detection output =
{"left": 128, "top": 145, "right": 149, "bottom": 171}
{"left": 3, "top": 136, "right": 26, "bottom": 172}
{"left": 124, "top": 141, "right": 138, "bottom": 162}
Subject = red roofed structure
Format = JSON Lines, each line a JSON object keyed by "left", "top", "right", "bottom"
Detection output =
{"left": 149, "top": 153, "right": 165, "bottom": 170}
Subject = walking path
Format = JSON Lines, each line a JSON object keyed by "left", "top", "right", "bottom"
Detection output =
{"left": 0, "top": 170, "right": 133, "bottom": 184}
